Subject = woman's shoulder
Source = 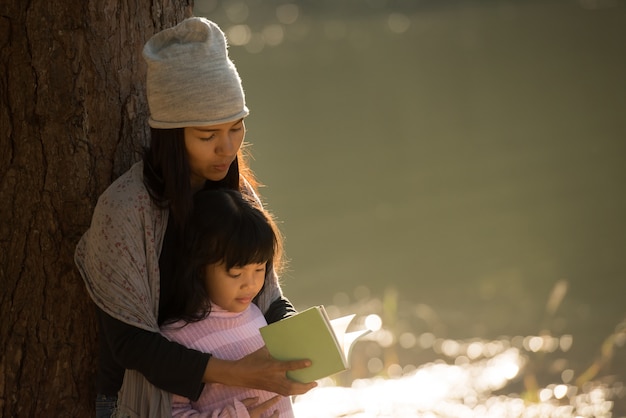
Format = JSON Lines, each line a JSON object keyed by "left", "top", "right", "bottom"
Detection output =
{"left": 95, "top": 161, "right": 153, "bottom": 213}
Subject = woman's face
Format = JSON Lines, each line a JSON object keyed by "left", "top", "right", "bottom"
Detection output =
{"left": 205, "top": 261, "right": 267, "bottom": 313}
{"left": 184, "top": 119, "right": 245, "bottom": 189}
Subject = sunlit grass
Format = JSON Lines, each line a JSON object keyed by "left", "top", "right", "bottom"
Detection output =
{"left": 293, "top": 344, "right": 618, "bottom": 417}
{"left": 291, "top": 289, "right": 625, "bottom": 417}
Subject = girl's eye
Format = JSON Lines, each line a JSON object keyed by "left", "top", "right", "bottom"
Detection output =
{"left": 227, "top": 267, "right": 244, "bottom": 278}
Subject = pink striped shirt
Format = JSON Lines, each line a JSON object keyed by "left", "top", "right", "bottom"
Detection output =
{"left": 161, "top": 304, "right": 294, "bottom": 418}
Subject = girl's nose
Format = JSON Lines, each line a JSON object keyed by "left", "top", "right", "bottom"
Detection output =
{"left": 240, "top": 274, "right": 252, "bottom": 289}
{"left": 240, "top": 273, "right": 261, "bottom": 290}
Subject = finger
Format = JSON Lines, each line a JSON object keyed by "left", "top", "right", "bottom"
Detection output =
{"left": 248, "top": 396, "right": 280, "bottom": 415}
{"left": 251, "top": 346, "right": 273, "bottom": 359}
{"left": 257, "top": 395, "right": 280, "bottom": 408}
{"left": 272, "top": 380, "right": 317, "bottom": 397}
{"left": 240, "top": 397, "right": 259, "bottom": 407}
{"left": 280, "top": 359, "right": 312, "bottom": 372}
{"left": 288, "top": 380, "right": 317, "bottom": 395}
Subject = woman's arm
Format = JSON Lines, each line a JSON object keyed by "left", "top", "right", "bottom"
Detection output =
{"left": 202, "top": 348, "right": 316, "bottom": 397}
{"left": 98, "top": 307, "right": 209, "bottom": 400}
{"left": 100, "top": 304, "right": 316, "bottom": 399}
{"left": 264, "top": 295, "right": 297, "bottom": 324}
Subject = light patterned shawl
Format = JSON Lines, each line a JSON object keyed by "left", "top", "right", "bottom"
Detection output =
{"left": 75, "top": 161, "right": 283, "bottom": 417}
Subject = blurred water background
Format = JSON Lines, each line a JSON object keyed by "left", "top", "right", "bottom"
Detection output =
{"left": 196, "top": 0, "right": 626, "bottom": 415}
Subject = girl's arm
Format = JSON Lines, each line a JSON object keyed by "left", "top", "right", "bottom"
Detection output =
{"left": 171, "top": 395, "right": 280, "bottom": 418}
{"left": 170, "top": 396, "right": 250, "bottom": 418}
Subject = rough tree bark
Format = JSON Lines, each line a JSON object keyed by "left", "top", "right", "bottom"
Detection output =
{"left": 0, "top": 1, "right": 191, "bottom": 416}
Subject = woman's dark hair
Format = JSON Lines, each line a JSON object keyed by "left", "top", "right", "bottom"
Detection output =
{"left": 143, "top": 127, "right": 259, "bottom": 229}
{"left": 164, "top": 188, "right": 283, "bottom": 324}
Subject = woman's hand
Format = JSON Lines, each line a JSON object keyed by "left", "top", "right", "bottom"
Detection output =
{"left": 241, "top": 396, "right": 280, "bottom": 418}
{"left": 203, "top": 347, "right": 317, "bottom": 396}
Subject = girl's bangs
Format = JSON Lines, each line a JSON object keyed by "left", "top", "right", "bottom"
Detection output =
{"left": 222, "top": 220, "right": 275, "bottom": 269}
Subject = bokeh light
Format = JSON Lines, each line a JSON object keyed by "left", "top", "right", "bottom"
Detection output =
{"left": 364, "top": 314, "right": 382, "bottom": 332}
{"left": 276, "top": 4, "right": 299, "bottom": 25}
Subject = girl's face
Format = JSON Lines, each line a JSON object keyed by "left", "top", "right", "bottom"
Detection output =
{"left": 205, "top": 261, "right": 266, "bottom": 313}
{"left": 184, "top": 119, "right": 245, "bottom": 190}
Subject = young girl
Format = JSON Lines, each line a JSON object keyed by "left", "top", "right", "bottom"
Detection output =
{"left": 75, "top": 17, "right": 314, "bottom": 417}
{"left": 160, "top": 189, "right": 294, "bottom": 418}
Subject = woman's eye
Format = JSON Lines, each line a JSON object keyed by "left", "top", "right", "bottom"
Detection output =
{"left": 200, "top": 134, "right": 216, "bottom": 141}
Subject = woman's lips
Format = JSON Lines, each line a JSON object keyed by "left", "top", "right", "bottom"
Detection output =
{"left": 212, "top": 163, "right": 229, "bottom": 172}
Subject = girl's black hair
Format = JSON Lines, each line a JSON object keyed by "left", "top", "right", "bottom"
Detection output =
{"left": 164, "top": 188, "right": 283, "bottom": 324}
{"left": 142, "top": 127, "right": 243, "bottom": 229}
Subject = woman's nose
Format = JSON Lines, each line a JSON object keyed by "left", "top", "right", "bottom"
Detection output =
{"left": 216, "top": 133, "right": 237, "bottom": 156}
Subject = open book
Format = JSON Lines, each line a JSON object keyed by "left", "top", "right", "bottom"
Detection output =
{"left": 259, "top": 305, "right": 371, "bottom": 383}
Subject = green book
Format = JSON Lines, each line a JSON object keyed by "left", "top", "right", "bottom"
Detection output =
{"left": 259, "top": 305, "right": 370, "bottom": 383}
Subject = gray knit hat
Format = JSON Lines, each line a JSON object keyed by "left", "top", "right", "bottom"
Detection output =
{"left": 143, "top": 17, "right": 249, "bottom": 129}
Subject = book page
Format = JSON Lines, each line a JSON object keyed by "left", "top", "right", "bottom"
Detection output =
{"left": 329, "top": 314, "right": 371, "bottom": 360}
{"left": 342, "top": 329, "right": 371, "bottom": 360}
{"left": 319, "top": 307, "right": 346, "bottom": 363}
{"left": 329, "top": 314, "right": 356, "bottom": 339}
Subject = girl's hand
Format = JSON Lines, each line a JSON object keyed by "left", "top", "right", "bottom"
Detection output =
{"left": 204, "top": 347, "right": 317, "bottom": 396}
{"left": 241, "top": 396, "right": 280, "bottom": 418}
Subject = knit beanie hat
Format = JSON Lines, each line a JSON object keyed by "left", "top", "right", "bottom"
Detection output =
{"left": 143, "top": 17, "right": 249, "bottom": 129}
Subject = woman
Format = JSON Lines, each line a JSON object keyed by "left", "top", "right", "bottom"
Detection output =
{"left": 75, "top": 17, "right": 315, "bottom": 417}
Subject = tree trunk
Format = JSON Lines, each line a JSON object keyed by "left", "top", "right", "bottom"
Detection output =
{"left": 0, "top": 1, "right": 191, "bottom": 416}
